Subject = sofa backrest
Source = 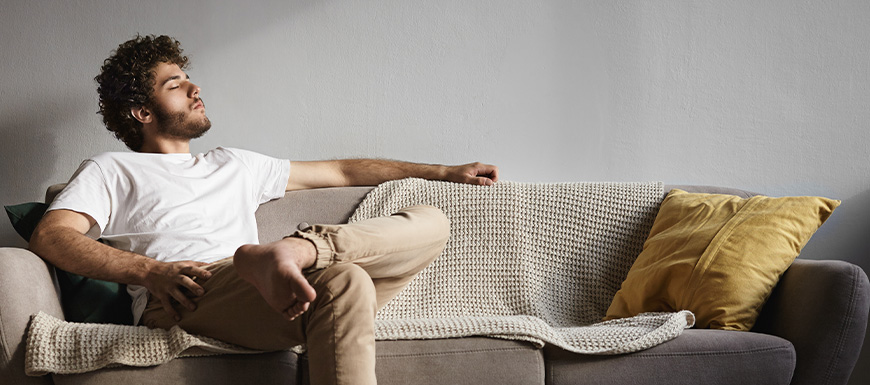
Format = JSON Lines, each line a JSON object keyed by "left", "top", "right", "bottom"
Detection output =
{"left": 666, "top": 184, "right": 759, "bottom": 199}
{"left": 252, "top": 184, "right": 761, "bottom": 243}
{"left": 255, "top": 186, "right": 373, "bottom": 243}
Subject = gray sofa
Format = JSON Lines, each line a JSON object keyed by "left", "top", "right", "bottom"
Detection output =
{"left": 1, "top": 185, "right": 868, "bottom": 385}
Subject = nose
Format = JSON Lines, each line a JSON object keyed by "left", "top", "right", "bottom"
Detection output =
{"left": 190, "top": 82, "right": 201, "bottom": 98}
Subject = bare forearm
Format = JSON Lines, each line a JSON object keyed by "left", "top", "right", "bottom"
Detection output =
{"left": 30, "top": 225, "right": 156, "bottom": 286}
{"left": 288, "top": 159, "right": 499, "bottom": 190}
{"left": 336, "top": 159, "right": 448, "bottom": 186}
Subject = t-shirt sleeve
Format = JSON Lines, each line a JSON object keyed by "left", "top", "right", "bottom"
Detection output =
{"left": 47, "top": 160, "right": 112, "bottom": 234}
{"left": 223, "top": 147, "right": 291, "bottom": 204}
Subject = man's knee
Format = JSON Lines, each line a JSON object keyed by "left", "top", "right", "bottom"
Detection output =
{"left": 314, "top": 263, "right": 377, "bottom": 306}
{"left": 401, "top": 205, "right": 450, "bottom": 245}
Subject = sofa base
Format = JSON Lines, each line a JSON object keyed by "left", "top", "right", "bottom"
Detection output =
{"left": 544, "top": 329, "right": 796, "bottom": 385}
{"left": 51, "top": 337, "right": 545, "bottom": 385}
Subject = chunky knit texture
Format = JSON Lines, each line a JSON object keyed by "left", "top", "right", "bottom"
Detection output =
{"left": 25, "top": 179, "right": 693, "bottom": 375}
{"left": 25, "top": 311, "right": 262, "bottom": 375}
{"left": 357, "top": 179, "right": 694, "bottom": 353}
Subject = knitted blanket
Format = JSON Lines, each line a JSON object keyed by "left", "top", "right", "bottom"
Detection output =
{"left": 25, "top": 179, "right": 694, "bottom": 376}
{"left": 356, "top": 179, "right": 693, "bottom": 353}
{"left": 26, "top": 311, "right": 265, "bottom": 375}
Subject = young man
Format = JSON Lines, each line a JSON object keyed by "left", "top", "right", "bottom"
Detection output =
{"left": 29, "top": 35, "right": 498, "bottom": 385}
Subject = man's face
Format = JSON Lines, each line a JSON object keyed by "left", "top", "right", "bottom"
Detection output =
{"left": 148, "top": 62, "right": 211, "bottom": 140}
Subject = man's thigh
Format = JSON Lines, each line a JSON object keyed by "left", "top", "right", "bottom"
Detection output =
{"left": 141, "top": 257, "right": 306, "bottom": 351}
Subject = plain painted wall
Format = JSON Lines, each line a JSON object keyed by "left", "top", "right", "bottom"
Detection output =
{"left": 1, "top": 1, "right": 868, "bottom": 383}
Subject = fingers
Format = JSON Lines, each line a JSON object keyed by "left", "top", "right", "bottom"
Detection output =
{"left": 481, "top": 164, "right": 499, "bottom": 183}
{"left": 181, "top": 263, "right": 213, "bottom": 281}
{"left": 148, "top": 261, "right": 214, "bottom": 322}
{"left": 178, "top": 265, "right": 211, "bottom": 295}
{"left": 462, "top": 162, "right": 499, "bottom": 185}
{"left": 158, "top": 285, "right": 198, "bottom": 322}
{"left": 159, "top": 294, "right": 182, "bottom": 322}
{"left": 179, "top": 275, "right": 205, "bottom": 297}
{"left": 173, "top": 288, "right": 198, "bottom": 312}
{"left": 475, "top": 177, "right": 494, "bottom": 186}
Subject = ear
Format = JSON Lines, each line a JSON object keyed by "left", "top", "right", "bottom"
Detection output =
{"left": 130, "top": 106, "right": 152, "bottom": 124}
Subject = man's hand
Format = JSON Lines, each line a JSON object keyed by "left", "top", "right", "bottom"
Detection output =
{"left": 444, "top": 162, "right": 499, "bottom": 186}
{"left": 143, "top": 260, "right": 213, "bottom": 322}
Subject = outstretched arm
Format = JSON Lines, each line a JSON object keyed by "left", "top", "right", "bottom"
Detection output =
{"left": 286, "top": 159, "right": 499, "bottom": 191}
{"left": 29, "top": 209, "right": 212, "bottom": 322}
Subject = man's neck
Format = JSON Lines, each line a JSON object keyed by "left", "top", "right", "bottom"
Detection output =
{"left": 139, "top": 138, "right": 191, "bottom": 154}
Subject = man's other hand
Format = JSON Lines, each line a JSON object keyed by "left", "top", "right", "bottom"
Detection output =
{"left": 445, "top": 162, "right": 499, "bottom": 186}
{"left": 144, "top": 260, "right": 212, "bottom": 322}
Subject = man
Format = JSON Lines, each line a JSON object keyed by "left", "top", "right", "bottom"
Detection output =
{"left": 29, "top": 34, "right": 498, "bottom": 385}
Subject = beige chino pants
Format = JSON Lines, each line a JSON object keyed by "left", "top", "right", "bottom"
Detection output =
{"left": 141, "top": 205, "right": 450, "bottom": 385}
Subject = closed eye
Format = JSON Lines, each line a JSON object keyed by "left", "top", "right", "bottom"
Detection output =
{"left": 162, "top": 74, "right": 190, "bottom": 90}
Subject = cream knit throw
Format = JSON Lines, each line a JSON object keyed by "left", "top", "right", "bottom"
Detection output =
{"left": 26, "top": 179, "right": 694, "bottom": 375}
{"left": 354, "top": 179, "right": 694, "bottom": 353}
{"left": 26, "top": 311, "right": 264, "bottom": 375}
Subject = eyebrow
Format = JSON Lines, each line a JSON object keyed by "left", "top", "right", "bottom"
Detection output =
{"left": 160, "top": 74, "right": 190, "bottom": 87}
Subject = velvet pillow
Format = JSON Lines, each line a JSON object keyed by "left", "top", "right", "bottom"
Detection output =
{"left": 4, "top": 202, "right": 132, "bottom": 325}
{"left": 604, "top": 189, "right": 840, "bottom": 331}
{"left": 5, "top": 202, "right": 48, "bottom": 241}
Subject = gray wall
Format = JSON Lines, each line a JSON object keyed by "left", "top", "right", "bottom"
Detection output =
{"left": 2, "top": 1, "right": 868, "bottom": 383}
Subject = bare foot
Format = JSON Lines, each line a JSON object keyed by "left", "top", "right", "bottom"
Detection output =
{"left": 233, "top": 237, "right": 318, "bottom": 321}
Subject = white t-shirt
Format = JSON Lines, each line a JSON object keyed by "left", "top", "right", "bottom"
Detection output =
{"left": 48, "top": 147, "right": 291, "bottom": 324}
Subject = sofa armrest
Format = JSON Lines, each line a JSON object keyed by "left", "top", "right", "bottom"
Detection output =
{"left": 752, "top": 258, "right": 870, "bottom": 385}
{"left": 0, "top": 247, "right": 63, "bottom": 384}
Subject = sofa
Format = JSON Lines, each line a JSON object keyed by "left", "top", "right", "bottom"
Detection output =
{"left": 1, "top": 184, "right": 868, "bottom": 385}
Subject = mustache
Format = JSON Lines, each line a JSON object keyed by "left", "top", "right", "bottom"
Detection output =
{"left": 192, "top": 97, "right": 205, "bottom": 108}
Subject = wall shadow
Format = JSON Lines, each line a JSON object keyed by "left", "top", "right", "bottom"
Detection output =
{"left": 797, "top": 188, "right": 870, "bottom": 385}
{"left": 0, "top": 101, "right": 67, "bottom": 247}
{"left": 837, "top": 188, "right": 870, "bottom": 385}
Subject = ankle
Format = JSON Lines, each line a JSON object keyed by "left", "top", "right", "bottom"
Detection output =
{"left": 281, "top": 237, "right": 317, "bottom": 270}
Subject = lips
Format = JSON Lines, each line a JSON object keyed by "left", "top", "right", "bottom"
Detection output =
{"left": 192, "top": 99, "right": 204, "bottom": 110}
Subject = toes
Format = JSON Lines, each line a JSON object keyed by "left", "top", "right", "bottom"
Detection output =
{"left": 281, "top": 300, "right": 298, "bottom": 320}
{"left": 294, "top": 301, "right": 309, "bottom": 314}
{"left": 280, "top": 300, "right": 310, "bottom": 321}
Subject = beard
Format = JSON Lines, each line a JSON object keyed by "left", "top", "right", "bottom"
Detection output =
{"left": 151, "top": 99, "right": 212, "bottom": 140}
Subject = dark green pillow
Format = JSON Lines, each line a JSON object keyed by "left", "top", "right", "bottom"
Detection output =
{"left": 54, "top": 270, "right": 133, "bottom": 325}
{"left": 4, "top": 202, "right": 133, "bottom": 325}
{"left": 5, "top": 202, "right": 48, "bottom": 241}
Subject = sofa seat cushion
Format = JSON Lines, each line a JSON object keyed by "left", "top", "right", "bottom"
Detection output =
{"left": 343, "top": 337, "right": 542, "bottom": 385}
{"left": 544, "top": 329, "right": 795, "bottom": 385}
{"left": 377, "top": 338, "right": 544, "bottom": 385}
{"left": 52, "top": 351, "right": 300, "bottom": 385}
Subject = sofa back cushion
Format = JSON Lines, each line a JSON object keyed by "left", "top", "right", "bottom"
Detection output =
{"left": 255, "top": 186, "right": 373, "bottom": 243}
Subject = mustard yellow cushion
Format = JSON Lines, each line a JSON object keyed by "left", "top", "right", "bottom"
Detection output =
{"left": 604, "top": 189, "right": 840, "bottom": 331}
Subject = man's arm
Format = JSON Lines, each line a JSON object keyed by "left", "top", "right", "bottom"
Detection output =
{"left": 29, "top": 209, "right": 212, "bottom": 321}
{"left": 286, "top": 159, "right": 499, "bottom": 191}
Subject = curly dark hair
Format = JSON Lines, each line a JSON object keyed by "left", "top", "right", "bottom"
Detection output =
{"left": 95, "top": 35, "right": 189, "bottom": 151}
